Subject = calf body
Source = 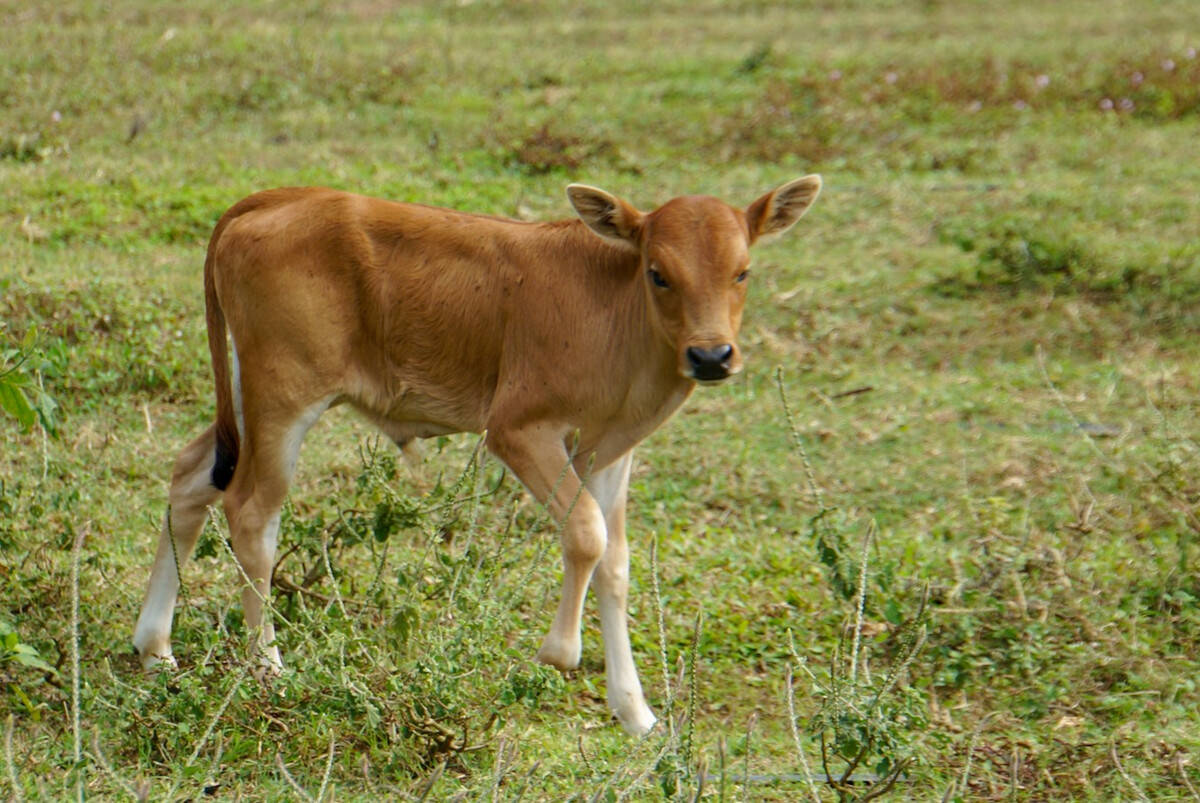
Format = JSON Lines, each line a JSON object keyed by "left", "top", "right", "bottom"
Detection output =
{"left": 133, "top": 177, "right": 821, "bottom": 734}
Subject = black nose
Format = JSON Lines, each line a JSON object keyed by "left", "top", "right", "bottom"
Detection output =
{"left": 686, "top": 344, "right": 734, "bottom": 381}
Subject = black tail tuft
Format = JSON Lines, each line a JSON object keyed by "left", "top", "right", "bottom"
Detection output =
{"left": 211, "top": 440, "right": 236, "bottom": 491}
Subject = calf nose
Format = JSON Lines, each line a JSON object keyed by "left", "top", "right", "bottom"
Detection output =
{"left": 686, "top": 344, "right": 734, "bottom": 381}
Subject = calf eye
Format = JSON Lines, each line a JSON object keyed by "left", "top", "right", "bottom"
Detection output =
{"left": 735, "top": 269, "right": 750, "bottom": 283}
{"left": 648, "top": 268, "right": 670, "bottom": 289}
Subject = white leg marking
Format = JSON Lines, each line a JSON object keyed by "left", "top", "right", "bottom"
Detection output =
{"left": 589, "top": 452, "right": 657, "bottom": 735}
{"left": 133, "top": 524, "right": 184, "bottom": 670}
{"left": 238, "top": 396, "right": 332, "bottom": 673}
{"left": 586, "top": 453, "right": 629, "bottom": 513}
{"left": 230, "top": 336, "right": 245, "bottom": 440}
{"left": 249, "top": 511, "right": 284, "bottom": 674}
{"left": 283, "top": 397, "right": 332, "bottom": 476}
{"left": 133, "top": 435, "right": 222, "bottom": 670}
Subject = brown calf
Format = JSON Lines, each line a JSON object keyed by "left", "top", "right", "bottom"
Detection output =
{"left": 133, "top": 176, "right": 822, "bottom": 734}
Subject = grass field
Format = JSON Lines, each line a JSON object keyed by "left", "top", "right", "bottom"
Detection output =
{"left": 3, "top": 0, "right": 1200, "bottom": 799}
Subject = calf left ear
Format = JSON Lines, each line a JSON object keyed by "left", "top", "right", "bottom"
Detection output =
{"left": 745, "top": 174, "right": 822, "bottom": 244}
{"left": 567, "top": 184, "right": 644, "bottom": 250}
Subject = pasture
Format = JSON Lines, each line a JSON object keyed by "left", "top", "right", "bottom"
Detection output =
{"left": 3, "top": 0, "right": 1200, "bottom": 799}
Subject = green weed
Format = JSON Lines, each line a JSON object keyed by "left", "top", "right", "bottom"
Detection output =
{"left": 0, "top": 327, "right": 59, "bottom": 436}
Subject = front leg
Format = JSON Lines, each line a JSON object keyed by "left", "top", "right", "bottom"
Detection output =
{"left": 487, "top": 425, "right": 607, "bottom": 671}
{"left": 587, "top": 452, "right": 656, "bottom": 735}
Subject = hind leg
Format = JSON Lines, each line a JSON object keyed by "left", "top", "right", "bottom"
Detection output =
{"left": 133, "top": 425, "right": 224, "bottom": 669}
{"left": 222, "top": 397, "right": 330, "bottom": 672}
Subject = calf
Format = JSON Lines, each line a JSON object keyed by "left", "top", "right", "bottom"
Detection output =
{"left": 133, "top": 176, "right": 822, "bottom": 734}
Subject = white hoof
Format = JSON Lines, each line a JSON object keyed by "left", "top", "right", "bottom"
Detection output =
{"left": 611, "top": 695, "right": 657, "bottom": 736}
{"left": 536, "top": 635, "right": 581, "bottom": 671}
{"left": 251, "top": 646, "right": 284, "bottom": 681}
{"left": 140, "top": 650, "right": 178, "bottom": 673}
{"left": 134, "top": 633, "right": 177, "bottom": 673}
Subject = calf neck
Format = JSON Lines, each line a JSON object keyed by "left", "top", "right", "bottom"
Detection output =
{"left": 133, "top": 176, "right": 822, "bottom": 735}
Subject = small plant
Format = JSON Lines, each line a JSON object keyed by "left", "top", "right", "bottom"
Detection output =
{"left": 783, "top": 519, "right": 933, "bottom": 802}
{"left": 816, "top": 570, "right": 933, "bottom": 800}
{"left": 0, "top": 617, "right": 56, "bottom": 718}
{"left": 0, "top": 327, "right": 58, "bottom": 436}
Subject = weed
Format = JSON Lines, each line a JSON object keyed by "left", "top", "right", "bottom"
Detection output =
{"left": 795, "top": 575, "right": 933, "bottom": 801}
{"left": 0, "top": 618, "right": 56, "bottom": 709}
{"left": 0, "top": 327, "right": 58, "bottom": 436}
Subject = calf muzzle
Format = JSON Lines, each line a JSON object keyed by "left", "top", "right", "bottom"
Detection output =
{"left": 686, "top": 344, "right": 734, "bottom": 382}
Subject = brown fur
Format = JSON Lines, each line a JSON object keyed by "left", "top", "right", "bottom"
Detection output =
{"left": 209, "top": 188, "right": 693, "bottom": 471}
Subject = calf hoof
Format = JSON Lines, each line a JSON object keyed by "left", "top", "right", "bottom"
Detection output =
{"left": 139, "top": 650, "right": 178, "bottom": 673}
{"left": 251, "top": 647, "right": 284, "bottom": 681}
{"left": 535, "top": 635, "right": 581, "bottom": 671}
{"left": 612, "top": 698, "right": 657, "bottom": 737}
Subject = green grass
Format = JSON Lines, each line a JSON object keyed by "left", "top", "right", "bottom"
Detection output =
{"left": 4, "top": 0, "right": 1200, "bottom": 799}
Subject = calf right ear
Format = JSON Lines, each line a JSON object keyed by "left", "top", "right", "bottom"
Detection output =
{"left": 746, "top": 174, "right": 822, "bottom": 244}
{"left": 567, "top": 184, "right": 643, "bottom": 250}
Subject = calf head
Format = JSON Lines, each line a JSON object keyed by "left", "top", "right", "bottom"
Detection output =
{"left": 568, "top": 176, "right": 822, "bottom": 383}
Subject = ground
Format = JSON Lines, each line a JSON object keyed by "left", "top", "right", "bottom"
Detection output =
{"left": 2, "top": 1, "right": 1199, "bottom": 799}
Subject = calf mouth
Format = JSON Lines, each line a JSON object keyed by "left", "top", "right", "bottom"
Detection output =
{"left": 684, "top": 361, "right": 743, "bottom": 385}
{"left": 691, "top": 364, "right": 731, "bottom": 383}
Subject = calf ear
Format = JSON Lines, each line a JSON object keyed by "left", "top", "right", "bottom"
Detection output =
{"left": 745, "top": 174, "right": 822, "bottom": 244}
{"left": 567, "top": 184, "right": 643, "bottom": 250}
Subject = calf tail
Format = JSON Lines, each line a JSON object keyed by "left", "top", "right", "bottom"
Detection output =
{"left": 205, "top": 212, "right": 239, "bottom": 491}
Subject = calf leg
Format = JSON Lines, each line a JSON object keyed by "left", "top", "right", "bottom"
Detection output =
{"left": 587, "top": 452, "right": 656, "bottom": 735}
{"left": 487, "top": 426, "right": 607, "bottom": 672}
{"left": 223, "top": 478, "right": 287, "bottom": 673}
{"left": 133, "top": 425, "right": 223, "bottom": 669}
{"left": 222, "top": 398, "right": 329, "bottom": 672}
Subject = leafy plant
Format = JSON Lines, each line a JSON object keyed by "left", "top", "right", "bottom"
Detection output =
{"left": 796, "top": 562, "right": 932, "bottom": 802}
{"left": 0, "top": 327, "right": 58, "bottom": 435}
{"left": 0, "top": 617, "right": 56, "bottom": 719}
{"left": 0, "top": 619, "right": 54, "bottom": 675}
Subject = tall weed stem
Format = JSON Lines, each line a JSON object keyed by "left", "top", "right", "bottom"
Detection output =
{"left": 70, "top": 526, "right": 85, "bottom": 803}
